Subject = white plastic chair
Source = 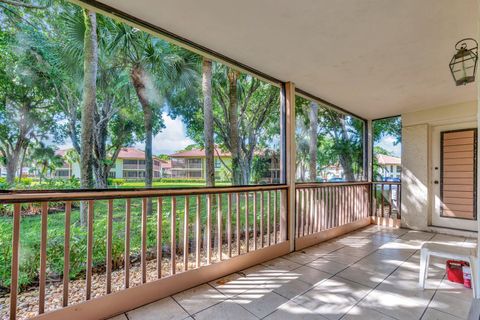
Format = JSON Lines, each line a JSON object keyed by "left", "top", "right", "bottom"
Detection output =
{"left": 419, "top": 242, "right": 478, "bottom": 298}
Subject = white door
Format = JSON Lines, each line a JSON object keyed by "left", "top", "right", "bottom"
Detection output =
{"left": 431, "top": 123, "right": 477, "bottom": 231}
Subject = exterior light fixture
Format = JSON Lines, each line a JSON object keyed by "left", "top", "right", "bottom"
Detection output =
{"left": 449, "top": 38, "right": 478, "bottom": 86}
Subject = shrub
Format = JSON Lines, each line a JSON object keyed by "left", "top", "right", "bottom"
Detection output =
{"left": 108, "top": 178, "right": 126, "bottom": 187}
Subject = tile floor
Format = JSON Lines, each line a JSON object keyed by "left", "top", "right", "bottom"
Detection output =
{"left": 109, "top": 225, "right": 475, "bottom": 320}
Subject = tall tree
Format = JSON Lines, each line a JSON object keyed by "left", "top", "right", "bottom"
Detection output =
{"left": 79, "top": 9, "right": 97, "bottom": 192}
{"left": 308, "top": 102, "right": 318, "bottom": 181}
{"left": 0, "top": 13, "right": 57, "bottom": 184}
{"left": 202, "top": 58, "right": 215, "bottom": 187}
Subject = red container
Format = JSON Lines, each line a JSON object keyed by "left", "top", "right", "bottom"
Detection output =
{"left": 446, "top": 260, "right": 468, "bottom": 284}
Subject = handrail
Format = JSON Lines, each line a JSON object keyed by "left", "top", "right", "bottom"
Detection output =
{"left": 372, "top": 181, "right": 401, "bottom": 185}
{"left": 295, "top": 181, "right": 370, "bottom": 188}
{"left": 0, "top": 184, "right": 288, "bottom": 204}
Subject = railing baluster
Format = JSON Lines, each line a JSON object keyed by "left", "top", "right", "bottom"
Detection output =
{"left": 10, "top": 203, "right": 21, "bottom": 320}
{"left": 267, "top": 191, "right": 271, "bottom": 245}
{"left": 171, "top": 196, "right": 177, "bottom": 274}
{"left": 236, "top": 193, "right": 240, "bottom": 255}
{"left": 273, "top": 190, "right": 277, "bottom": 244}
{"left": 184, "top": 196, "right": 189, "bottom": 271}
{"left": 86, "top": 200, "right": 94, "bottom": 300}
{"left": 253, "top": 192, "right": 257, "bottom": 250}
{"left": 381, "top": 184, "right": 385, "bottom": 217}
{"left": 227, "top": 193, "right": 232, "bottom": 258}
{"left": 280, "top": 189, "right": 287, "bottom": 242}
{"left": 295, "top": 189, "right": 300, "bottom": 238}
{"left": 125, "top": 199, "right": 131, "bottom": 289}
{"left": 157, "top": 197, "right": 163, "bottom": 279}
{"left": 106, "top": 200, "right": 113, "bottom": 293}
{"left": 245, "top": 192, "right": 249, "bottom": 252}
{"left": 217, "top": 194, "right": 222, "bottom": 261}
{"left": 305, "top": 189, "right": 310, "bottom": 235}
{"left": 207, "top": 194, "right": 212, "bottom": 264}
{"left": 62, "top": 202, "right": 71, "bottom": 307}
{"left": 195, "top": 195, "right": 201, "bottom": 268}
{"left": 388, "top": 184, "right": 392, "bottom": 217}
{"left": 260, "top": 191, "right": 264, "bottom": 247}
{"left": 141, "top": 198, "right": 147, "bottom": 284}
{"left": 39, "top": 202, "right": 48, "bottom": 314}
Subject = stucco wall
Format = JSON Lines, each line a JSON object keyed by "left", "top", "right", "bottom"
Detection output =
{"left": 401, "top": 124, "right": 430, "bottom": 230}
{"left": 401, "top": 100, "right": 477, "bottom": 231}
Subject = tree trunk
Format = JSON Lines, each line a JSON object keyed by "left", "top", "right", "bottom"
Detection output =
{"left": 6, "top": 160, "right": 17, "bottom": 185}
{"left": 131, "top": 65, "right": 154, "bottom": 214}
{"left": 339, "top": 115, "right": 355, "bottom": 181}
{"left": 79, "top": 10, "right": 98, "bottom": 225}
{"left": 202, "top": 58, "right": 215, "bottom": 187}
{"left": 308, "top": 102, "right": 318, "bottom": 182}
{"left": 227, "top": 69, "right": 241, "bottom": 185}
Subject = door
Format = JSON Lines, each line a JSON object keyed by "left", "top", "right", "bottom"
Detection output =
{"left": 432, "top": 125, "right": 477, "bottom": 231}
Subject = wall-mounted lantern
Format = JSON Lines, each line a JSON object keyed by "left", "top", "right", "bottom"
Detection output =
{"left": 449, "top": 38, "right": 478, "bottom": 86}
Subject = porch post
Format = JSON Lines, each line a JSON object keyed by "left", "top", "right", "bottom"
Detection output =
{"left": 367, "top": 119, "right": 373, "bottom": 182}
{"left": 367, "top": 119, "right": 374, "bottom": 218}
{"left": 285, "top": 82, "right": 296, "bottom": 252}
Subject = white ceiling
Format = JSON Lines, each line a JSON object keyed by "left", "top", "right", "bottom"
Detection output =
{"left": 97, "top": 0, "right": 478, "bottom": 119}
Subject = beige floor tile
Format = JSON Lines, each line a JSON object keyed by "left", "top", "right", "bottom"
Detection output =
{"left": 429, "top": 287, "right": 472, "bottom": 319}
{"left": 232, "top": 290, "right": 289, "bottom": 318}
{"left": 360, "top": 288, "right": 433, "bottom": 320}
{"left": 127, "top": 297, "right": 189, "bottom": 320}
{"left": 336, "top": 265, "right": 389, "bottom": 288}
{"left": 306, "top": 258, "right": 349, "bottom": 275}
{"left": 289, "top": 265, "right": 332, "bottom": 285}
{"left": 173, "top": 284, "right": 225, "bottom": 315}
{"left": 262, "top": 257, "right": 303, "bottom": 271}
{"left": 343, "top": 306, "right": 396, "bottom": 320}
{"left": 321, "top": 252, "right": 363, "bottom": 265}
{"left": 421, "top": 308, "right": 463, "bottom": 320}
{"left": 108, "top": 315, "right": 128, "bottom": 320}
{"left": 272, "top": 278, "right": 312, "bottom": 299}
{"left": 292, "top": 277, "right": 371, "bottom": 320}
{"left": 208, "top": 273, "right": 254, "bottom": 297}
{"left": 283, "top": 250, "right": 319, "bottom": 265}
{"left": 193, "top": 300, "right": 258, "bottom": 320}
{"left": 264, "top": 300, "right": 329, "bottom": 319}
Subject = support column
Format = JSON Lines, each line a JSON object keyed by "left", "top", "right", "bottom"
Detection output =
{"left": 285, "top": 82, "right": 296, "bottom": 252}
{"left": 367, "top": 120, "right": 373, "bottom": 182}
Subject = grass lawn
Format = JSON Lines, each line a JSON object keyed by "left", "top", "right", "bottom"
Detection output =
{"left": 119, "top": 181, "right": 232, "bottom": 188}
{"left": 0, "top": 188, "right": 280, "bottom": 291}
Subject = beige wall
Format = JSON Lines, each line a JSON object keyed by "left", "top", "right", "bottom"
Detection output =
{"left": 401, "top": 100, "right": 477, "bottom": 232}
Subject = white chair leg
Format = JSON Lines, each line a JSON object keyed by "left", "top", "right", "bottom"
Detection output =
{"left": 419, "top": 249, "right": 429, "bottom": 288}
{"left": 470, "top": 257, "right": 479, "bottom": 299}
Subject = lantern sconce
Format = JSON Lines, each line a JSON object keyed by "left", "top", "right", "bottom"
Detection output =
{"left": 449, "top": 38, "right": 478, "bottom": 86}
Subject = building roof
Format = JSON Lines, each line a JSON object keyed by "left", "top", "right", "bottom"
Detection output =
{"left": 160, "top": 159, "right": 172, "bottom": 169}
{"left": 56, "top": 147, "right": 160, "bottom": 160}
{"left": 376, "top": 154, "right": 401, "bottom": 165}
{"left": 170, "top": 148, "right": 231, "bottom": 158}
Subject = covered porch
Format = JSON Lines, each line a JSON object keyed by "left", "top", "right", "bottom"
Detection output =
{"left": 0, "top": 0, "right": 479, "bottom": 319}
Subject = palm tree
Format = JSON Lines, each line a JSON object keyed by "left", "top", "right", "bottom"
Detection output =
{"left": 202, "top": 58, "right": 214, "bottom": 187}
{"left": 108, "top": 23, "right": 198, "bottom": 212}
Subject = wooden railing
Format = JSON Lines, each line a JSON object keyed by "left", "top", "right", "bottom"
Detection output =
{"left": 0, "top": 185, "right": 287, "bottom": 319}
{"left": 372, "top": 181, "right": 401, "bottom": 218}
{"left": 295, "top": 182, "right": 371, "bottom": 240}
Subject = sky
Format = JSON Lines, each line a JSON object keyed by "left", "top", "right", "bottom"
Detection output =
{"left": 135, "top": 113, "right": 194, "bottom": 155}
{"left": 59, "top": 113, "right": 194, "bottom": 155}
{"left": 377, "top": 135, "right": 401, "bottom": 157}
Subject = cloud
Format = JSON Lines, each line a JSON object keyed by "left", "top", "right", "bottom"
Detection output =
{"left": 136, "top": 113, "right": 194, "bottom": 155}
{"left": 377, "top": 135, "right": 401, "bottom": 157}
